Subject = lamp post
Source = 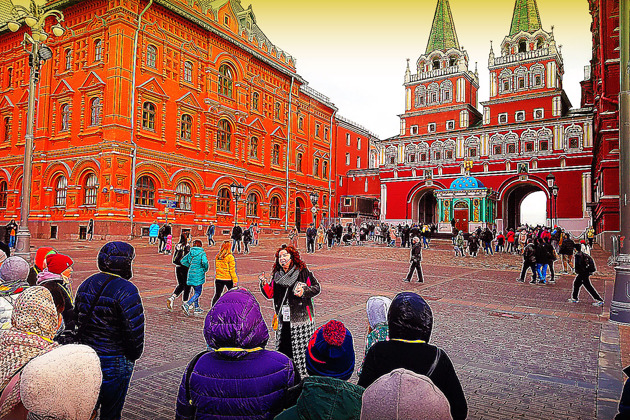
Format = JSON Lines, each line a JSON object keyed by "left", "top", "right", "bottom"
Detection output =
{"left": 309, "top": 191, "right": 319, "bottom": 226}
{"left": 7, "top": 0, "right": 65, "bottom": 262}
{"left": 230, "top": 182, "right": 244, "bottom": 226}
{"left": 552, "top": 185, "right": 559, "bottom": 226}
{"left": 546, "top": 174, "right": 556, "bottom": 226}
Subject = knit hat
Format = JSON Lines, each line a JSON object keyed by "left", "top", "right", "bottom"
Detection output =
{"left": 45, "top": 254, "right": 73, "bottom": 275}
{"left": 305, "top": 320, "right": 355, "bottom": 380}
{"left": 360, "top": 368, "right": 452, "bottom": 420}
{"left": 34, "top": 247, "right": 56, "bottom": 270}
{"left": 366, "top": 296, "right": 392, "bottom": 329}
{"left": 0, "top": 256, "right": 30, "bottom": 295}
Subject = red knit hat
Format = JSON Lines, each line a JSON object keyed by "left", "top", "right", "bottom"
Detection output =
{"left": 46, "top": 254, "right": 73, "bottom": 274}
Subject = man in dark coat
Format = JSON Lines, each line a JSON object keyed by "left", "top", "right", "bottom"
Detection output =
{"left": 306, "top": 223, "right": 317, "bottom": 253}
{"left": 404, "top": 236, "right": 423, "bottom": 283}
{"left": 517, "top": 239, "right": 537, "bottom": 283}
{"left": 158, "top": 223, "right": 167, "bottom": 253}
{"left": 74, "top": 242, "right": 145, "bottom": 420}
{"left": 231, "top": 223, "right": 243, "bottom": 254}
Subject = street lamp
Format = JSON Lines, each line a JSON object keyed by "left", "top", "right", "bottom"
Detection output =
{"left": 546, "top": 173, "right": 556, "bottom": 189}
{"left": 309, "top": 191, "right": 319, "bottom": 226}
{"left": 230, "top": 182, "right": 244, "bottom": 225}
{"left": 552, "top": 185, "right": 559, "bottom": 226}
{"left": 546, "top": 173, "right": 557, "bottom": 226}
{"left": 8, "top": 0, "right": 65, "bottom": 262}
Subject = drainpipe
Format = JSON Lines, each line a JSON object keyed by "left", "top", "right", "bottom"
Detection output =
{"left": 598, "top": 0, "right": 618, "bottom": 106}
{"left": 285, "top": 76, "right": 294, "bottom": 229}
{"left": 129, "top": 0, "right": 153, "bottom": 239}
{"left": 329, "top": 111, "right": 336, "bottom": 224}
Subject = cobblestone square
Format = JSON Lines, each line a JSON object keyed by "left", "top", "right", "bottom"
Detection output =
{"left": 43, "top": 235, "right": 623, "bottom": 419}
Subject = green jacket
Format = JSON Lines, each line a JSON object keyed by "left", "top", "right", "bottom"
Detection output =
{"left": 180, "top": 246, "right": 208, "bottom": 286}
{"left": 275, "top": 376, "right": 363, "bottom": 420}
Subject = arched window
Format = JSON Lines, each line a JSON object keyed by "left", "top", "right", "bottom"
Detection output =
{"left": 322, "top": 161, "right": 328, "bottom": 179}
{"left": 3, "top": 117, "right": 11, "bottom": 142}
{"left": 135, "top": 175, "right": 155, "bottom": 207}
{"left": 519, "top": 40, "right": 526, "bottom": 53}
{"left": 184, "top": 61, "right": 193, "bottom": 83}
{"left": 94, "top": 39, "right": 102, "bottom": 61}
{"left": 90, "top": 97, "right": 101, "bottom": 126}
{"left": 147, "top": 45, "right": 157, "bottom": 68}
{"left": 249, "top": 137, "right": 258, "bottom": 159}
{"left": 270, "top": 196, "right": 280, "bottom": 219}
{"left": 60, "top": 104, "right": 70, "bottom": 131}
{"left": 252, "top": 92, "right": 259, "bottom": 110}
{"left": 271, "top": 144, "right": 280, "bottom": 165}
{"left": 432, "top": 60, "right": 440, "bottom": 70}
{"left": 180, "top": 114, "right": 192, "bottom": 140}
{"left": 536, "top": 38, "right": 545, "bottom": 49}
{"left": 296, "top": 152, "right": 303, "bottom": 172}
{"left": 84, "top": 173, "right": 98, "bottom": 205}
{"left": 386, "top": 147, "right": 397, "bottom": 165}
{"left": 440, "top": 80, "right": 453, "bottom": 103}
{"left": 428, "top": 83, "right": 439, "bottom": 105}
{"left": 218, "top": 64, "right": 234, "bottom": 98}
{"left": 246, "top": 193, "right": 258, "bottom": 217}
{"left": 0, "top": 180, "right": 7, "bottom": 208}
{"left": 64, "top": 49, "right": 72, "bottom": 71}
{"left": 217, "top": 187, "right": 231, "bottom": 213}
{"left": 142, "top": 102, "right": 155, "bottom": 130}
{"left": 415, "top": 86, "right": 426, "bottom": 108}
{"left": 55, "top": 175, "right": 67, "bottom": 207}
{"left": 176, "top": 182, "right": 192, "bottom": 211}
{"left": 313, "top": 158, "right": 320, "bottom": 177}
{"left": 216, "top": 119, "right": 231, "bottom": 150}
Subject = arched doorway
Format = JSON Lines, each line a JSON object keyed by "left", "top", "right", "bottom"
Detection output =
{"left": 453, "top": 201, "right": 469, "bottom": 232}
{"left": 411, "top": 189, "right": 437, "bottom": 224}
{"left": 295, "top": 198, "right": 305, "bottom": 232}
{"left": 503, "top": 184, "right": 547, "bottom": 230}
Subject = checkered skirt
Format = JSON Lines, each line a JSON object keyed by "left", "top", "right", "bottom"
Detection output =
{"left": 276, "top": 319, "right": 315, "bottom": 380}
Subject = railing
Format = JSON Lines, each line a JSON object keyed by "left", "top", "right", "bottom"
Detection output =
{"left": 493, "top": 48, "right": 550, "bottom": 65}
{"left": 299, "top": 85, "right": 332, "bottom": 104}
{"left": 409, "top": 65, "right": 459, "bottom": 82}
{"left": 336, "top": 115, "right": 380, "bottom": 139}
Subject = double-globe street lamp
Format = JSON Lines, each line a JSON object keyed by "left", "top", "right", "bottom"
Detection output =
{"left": 7, "top": 0, "right": 65, "bottom": 262}
{"left": 230, "top": 182, "right": 244, "bottom": 226}
{"left": 546, "top": 173, "right": 559, "bottom": 226}
{"left": 309, "top": 191, "right": 319, "bottom": 226}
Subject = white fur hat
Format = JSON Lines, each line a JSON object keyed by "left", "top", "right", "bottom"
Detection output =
{"left": 20, "top": 344, "right": 102, "bottom": 420}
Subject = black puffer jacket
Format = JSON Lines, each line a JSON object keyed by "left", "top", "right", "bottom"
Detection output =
{"left": 74, "top": 242, "right": 145, "bottom": 361}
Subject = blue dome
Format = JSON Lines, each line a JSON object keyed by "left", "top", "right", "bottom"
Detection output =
{"left": 449, "top": 176, "right": 485, "bottom": 190}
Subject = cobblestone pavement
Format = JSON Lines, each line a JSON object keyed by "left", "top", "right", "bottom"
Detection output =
{"left": 34, "top": 235, "right": 624, "bottom": 419}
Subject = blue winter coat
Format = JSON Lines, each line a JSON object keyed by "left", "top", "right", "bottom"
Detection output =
{"left": 176, "top": 288, "right": 296, "bottom": 419}
{"left": 74, "top": 242, "right": 145, "bottom": 361}
{"left": 149, "top": 223, "right": 159, "bottom": 237}
{"left": 180, "top": 246, "right": 209, "bottom": 286}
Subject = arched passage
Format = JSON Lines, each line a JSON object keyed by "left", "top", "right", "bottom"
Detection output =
{"left": 520, "top": 191, "right": 547, "bottom": 226}
{"left": 502, "top": 183, "right": 548, "bottom": 230}
{"left": 410, "top": 189, "right": 437, "bottom": 224}
{"left": 295, "top": 197, "right": 305, "bottom": 232}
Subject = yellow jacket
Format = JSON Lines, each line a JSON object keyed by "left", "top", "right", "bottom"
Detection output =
{"left": 215, "top": 253, "right": 238, "bottom": 284}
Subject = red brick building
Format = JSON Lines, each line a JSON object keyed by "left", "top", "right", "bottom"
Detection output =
{"left": 0, "top": 0, "right": 377, "bottom": 240}
{"left": 345, "top": 0, "right": 595, "bottom": 235}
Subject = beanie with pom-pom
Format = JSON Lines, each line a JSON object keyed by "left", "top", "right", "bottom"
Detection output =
{"left": 305, "top": 319, "right": 355, "bottom": 380}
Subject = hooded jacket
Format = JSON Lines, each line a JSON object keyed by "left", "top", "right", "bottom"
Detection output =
{"left": 36, "top": 269, "right": 75, "bottom": 342}
{"left": 274, "top": 376, "right": 364, "bottom": 420}
{"left": 176, "top": 289, "right": 295, "bottom": 419}
{"left": 180, "top": 246, "right": 209, "bottom": 286}
{"left": 358, "top": 293, "right": 467, "bottom": 420}
{"left": 74, "top": 242, "right": 144, "bottom": 361}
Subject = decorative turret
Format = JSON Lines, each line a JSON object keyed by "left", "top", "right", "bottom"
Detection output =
{"left": 509, "top": 0, "right": 542, "bottom": 36}
{"left": 425, "top": 0, "right": 460, "bottom": 54}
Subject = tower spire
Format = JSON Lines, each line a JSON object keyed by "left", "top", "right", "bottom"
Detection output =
{"left": 425, "top": 0, "right": 460, "bottom": 54}
{"left": 509, "top": 0, "right": 542, "bottom": 36}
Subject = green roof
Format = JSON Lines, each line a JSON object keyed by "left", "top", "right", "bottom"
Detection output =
{"left": 509, "top": 0, "right": 542, "bottom": 35}
{"left": 425, "top": 0, "right": 460, "bottom": 54}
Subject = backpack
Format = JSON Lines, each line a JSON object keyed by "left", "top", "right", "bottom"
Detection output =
{"left": 580, "top": 253, "right": 596, "bottom": 274}
{"left": 172, "top": 244, "right": 190, "bottom": 266}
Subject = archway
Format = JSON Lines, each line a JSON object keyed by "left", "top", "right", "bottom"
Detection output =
{"left": 503, "top": 183, "right": 547, "bottom": 230}
{"left": 520, "top": 191, "right": 547, "bottom": 226}
{"left": 410, "top": 189, "right": 437, "bottom": 224}
{"left": 295, "top": 198, "right": 305, "bottom": 232}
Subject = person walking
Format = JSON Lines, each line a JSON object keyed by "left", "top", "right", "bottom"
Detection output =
{"left": 149, "top": 221, "right": 159, "bottom": 245}
{"left": 404, "top": 236, "right": 424, "bottom": 283}
{"left": 506, "top": 229, "right": 515, "bottom": 253}
{"left": 252, "top": 222, "right": 260, "bottom": 246}
{"left": 158, "top": 223, "right": 167, "bottom": 253}
{"left": 569, "top": 243, "right": 604, "bottom": 306}
{"left": 181, "top": 240, "right": 209, "bottom": 316}
{"left": 326, "top": 225, "right": 335, "bottom": 249}
{"left": 206, "top": 221, "right": 215, "bottom": 246}
{"left": 316, "top": 224, "right": 325, "bottom": 250}
{"left": 559, "top": 233, "right": 576, "bottom": 274}
{"left": 74, "top": 241, "right": 145, "bottom": 420}
{"left": 517, "top": 239, "right": 538, "bottom": 283}
{"left": 87, "top": 218, "right": 94, "bottom": 241}
{"left": 243, "top": 227, "right": 252, "bottom": 255}
{"left": 211, "top": 240, "right": 238, "bottom": 307}
{"left": 306, "top": 223, "right": 317, "bottom": 254}
{"left": 167, "top": 233, "right": 191, "bottom": 311}
{"left": 587, "top": 226, "right": 596, "bottom": 249}
{"left": 259, "top": 245, "right": 321, "bottom": 380}
{"left": 231, "top": 223, "right": 243, "bottom": 254}
{"left": 454, "top": 230, "right": 465, "bottom": 257}
{"left": 288, "top": 226, "right": 299, "bottom": 249}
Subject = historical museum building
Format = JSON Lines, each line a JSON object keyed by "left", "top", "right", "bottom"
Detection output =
{"left": 0, "top": 0, "right": 377, "bottom": 239}
{"left": 343, "top": 0, "right": 597, "bottom": 236}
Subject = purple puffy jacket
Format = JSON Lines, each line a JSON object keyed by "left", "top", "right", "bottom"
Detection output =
{"left": 176, "top": 288, "right": 295, "bottom": 419}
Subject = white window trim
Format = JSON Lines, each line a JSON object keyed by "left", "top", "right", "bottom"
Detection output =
{"left": 498, "top": 113, "right": 508, "bottom": 124}
{"left": 410, "top": 125, "right": 419, "bottom": 135}
{"left": 427, "top": 123, "right": 436, "bottom": 133}
{"left": 515, "top": 111, "right": 525, "bottom": 122}
{"left": 534, "top": 108, "right": 544, "bottom": 119}
{"left": 446, "top": 120, "right": 455, "bottom": 130}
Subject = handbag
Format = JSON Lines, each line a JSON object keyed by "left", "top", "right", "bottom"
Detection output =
{"left": 272, "top": 287, "right": 290, "bottom": 331}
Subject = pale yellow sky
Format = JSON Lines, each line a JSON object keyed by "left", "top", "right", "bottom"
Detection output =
{"left": 250, "top": 0, "right": 593, "bottom": 138}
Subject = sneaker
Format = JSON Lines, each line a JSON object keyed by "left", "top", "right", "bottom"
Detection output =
{"left": 529, "top": 280, "right": 537, "bottom": 284}
{"left": 592, "top": 301, "right": 604, "bottom": 307}
{"left": 403, "top": 278, "right": 411, "bottom": 282}
{"left": 194, "top": 307, "right": 204, "bottom": 314}
{"left": 516, "top": 278, "right": 525, "bottom": 282}
{"left": 568, "top": 298, "right": 579, "bottom": 303}
{"left": 182, "top": 303, "right": 190, "bottom": 316}
{"left": 166, "top": 297, "right": 174, "bottom": 311}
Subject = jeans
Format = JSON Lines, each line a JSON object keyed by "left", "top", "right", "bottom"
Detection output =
{"left": 536, "top": 263, "right": 548, "bottom": 282}
{"left": 207, "top": 234, "right": 215, "bottom": 246}
{"left": 422, "top": 237, "right": 429, "bottom": 248}
{"left": 158, "top": 237, "right": 166, "bottom": 252}
{"left": 231, "top": 239, "right": 241, "bottom": 253}
{"left": 8, "top": 235, "right": 15, "bottom": 248}
{"left": 187, "top": 285, "right": 203, "bottom": 308}
{"left": 519, "top": 262, "right": 537, "bottom": 281}
{"left": 97, "top": 355, "right": 135, "bottom": 420}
